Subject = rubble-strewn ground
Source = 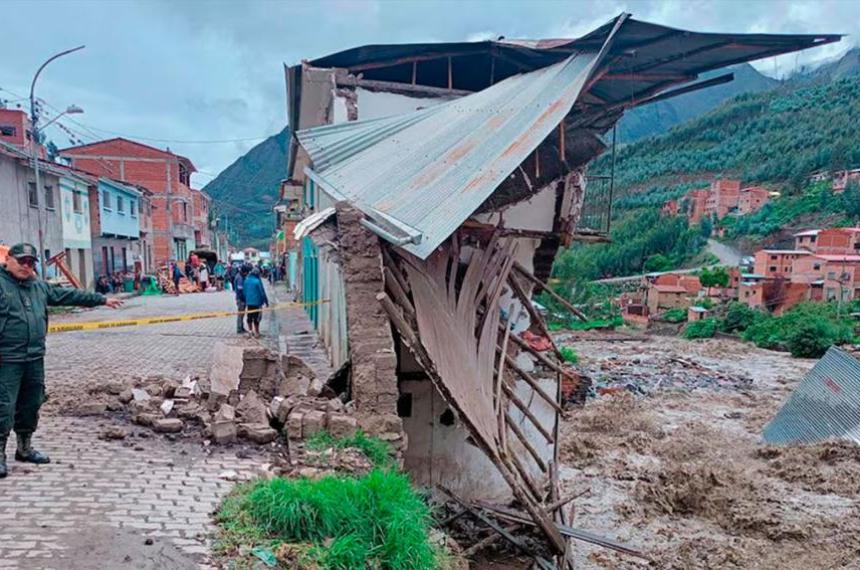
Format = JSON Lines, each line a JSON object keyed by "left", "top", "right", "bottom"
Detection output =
{"left": 558, "top": 333, "right": 860, "bottom": 569}
{"left": 0, "top": 290, "right": 297, "bottom": 570}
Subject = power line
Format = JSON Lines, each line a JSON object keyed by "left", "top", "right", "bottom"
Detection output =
{"left": 0, "top": 86, "right": 276, "bottom": 145}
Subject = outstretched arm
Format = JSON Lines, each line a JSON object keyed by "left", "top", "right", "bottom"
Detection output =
{"left": 45, "top": 285, "right": 121, "bottom": 308}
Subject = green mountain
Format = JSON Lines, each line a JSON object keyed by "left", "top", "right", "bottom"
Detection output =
{"left": 616, "top": 63, "right": 778, "bottom": 143}
{"left": 554, "top": 54, "right": 860, "bottom": 290}
{"left": 204, "top": 127, "right": 290, "bottom": 248}
{"left": 600, "top": 74, "right": 860, "bottom": 194}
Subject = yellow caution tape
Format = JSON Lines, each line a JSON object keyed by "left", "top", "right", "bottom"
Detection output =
{"left": 47, "top": 300, "right": 330, "bottom": 334}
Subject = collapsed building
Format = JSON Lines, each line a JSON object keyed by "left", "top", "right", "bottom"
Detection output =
{"left": 276, "top": 13, "right": 839, "bottom": 560}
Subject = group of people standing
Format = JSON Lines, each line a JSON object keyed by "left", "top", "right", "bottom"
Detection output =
{"left": 230, "top": 263, "right": 268, "bottom": 338}
{"left": 169, "top": 252, "right": 227, "bottom": 295}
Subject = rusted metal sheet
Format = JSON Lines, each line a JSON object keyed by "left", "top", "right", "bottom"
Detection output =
{"left": 296, "top": 51, "right": 600, "bottom": 260}
{"left": 763, "top": 347, "right": 860, "bottom": 445}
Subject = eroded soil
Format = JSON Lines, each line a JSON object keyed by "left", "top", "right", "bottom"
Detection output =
{"left": 558, "top": 334, "right": 860, "bottom": 569}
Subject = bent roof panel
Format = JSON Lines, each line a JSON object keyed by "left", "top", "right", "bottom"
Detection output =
{"left": 297, "top": 51, "right": 600, "bottom": 259}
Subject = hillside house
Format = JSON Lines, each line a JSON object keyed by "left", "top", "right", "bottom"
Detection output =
{"left": 832, "top": 168, "right": 860, "bottom": 193}
{"left": 737, "top": 186, "right": 770, "bottom": 215}
{"left": 647, "top": 284, "right": 690, "bottom": 313}
{"left": 705, "top": 179, "right": 742, "bottom": 218}
{"left": 61, "top": 139, "right": 200, "bottom": 267}
{"left": 280, "top": 13, "right": 838, "bottom": 554}
{"left": 754, "top": 249, "right": 811, "bottom": 279}
{"left": 684, "top": 188, "right": 710, "bottom": 224}
{"left": 794, "top": 229, "right": 820, "bottom": 251}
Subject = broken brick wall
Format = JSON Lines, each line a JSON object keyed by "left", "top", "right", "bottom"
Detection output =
{"left": 335, "top": 204, "right": 404, "bottom": 444}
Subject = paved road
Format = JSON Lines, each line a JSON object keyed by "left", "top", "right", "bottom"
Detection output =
{"left": 592, "top": 239, "right": 744, "bottom": 285}
{"left": 0, "top": 290, "right": 295, "bottom": 569}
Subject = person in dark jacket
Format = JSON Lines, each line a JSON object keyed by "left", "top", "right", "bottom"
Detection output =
{"left": 171, "top": 262, "right": 183, "bottom": 295}
{"left": 0, "top": 243, "right": 122, "bottom": 478}
{"left": 243, "top": 267, "right": 269, "bottom": 339}
{"left": 233, "top": 264, "right": 250, "bottom": 334}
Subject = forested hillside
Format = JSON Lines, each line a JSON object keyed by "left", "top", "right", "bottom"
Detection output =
{"left": 615, "top": 63, "right": 777, "bottom": 143}
{"left": 204, "top": 128, "right": 290, "bottom": 248}
{"left": 552, "top": 65, "right": 860, "bottom": 301}
{"left": 597, "top": 75, "right": 860, "bottom": 192}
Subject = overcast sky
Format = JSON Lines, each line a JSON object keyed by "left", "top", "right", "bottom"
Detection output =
{"left": 2, "top": 0, "right": 857, "bottom": 188}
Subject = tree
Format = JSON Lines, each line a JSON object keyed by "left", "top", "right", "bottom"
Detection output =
{"left": 644, "top": 254, "right": 672, "bottom": 272}
{"left": 699, "top": 267, "right": 730, "bottom": 296}
{"left": 843, "top": 179, "right": 860, "bottom": 218}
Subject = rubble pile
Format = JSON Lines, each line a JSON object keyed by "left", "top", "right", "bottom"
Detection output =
{"left": 73, "top": 346, "right": 376, "bottom": 451}
{"left": 580, "top": 353, "right": 753, "bottom": 398}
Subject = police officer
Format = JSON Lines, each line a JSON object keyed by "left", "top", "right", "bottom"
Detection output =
{"left": 0, "top": 243, "right": 122, "bottom": 478}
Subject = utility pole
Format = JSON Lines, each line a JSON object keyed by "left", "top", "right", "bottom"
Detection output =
{"left": 29, "top": 45, "right": 85, "bottom": 278}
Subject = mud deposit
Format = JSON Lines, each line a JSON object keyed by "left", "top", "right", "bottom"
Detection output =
{"left": 558, "top": 334, "right": 860, "bottom": 569}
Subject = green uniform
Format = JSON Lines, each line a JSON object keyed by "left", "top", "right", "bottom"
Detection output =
{"left": 0, "top": 266, "right": 106, "bottom": 437}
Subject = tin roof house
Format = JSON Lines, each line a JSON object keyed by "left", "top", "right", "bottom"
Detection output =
{"left": 279, "top": 13, "right": 839, "bottom": 558}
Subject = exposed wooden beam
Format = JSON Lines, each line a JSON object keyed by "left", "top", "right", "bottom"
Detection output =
{"left": 347, "top": 50, "right": 476, "bottom": 73}
{"left": 602, "top": 72, "right": 695, "bottom": 81}
{"left": 335, "top": 75, "right": 472, "bottom": 98}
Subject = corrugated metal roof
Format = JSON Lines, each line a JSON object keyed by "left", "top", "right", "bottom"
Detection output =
{"left": 763, "top": 347, "right": 860, "bottom": 445}
{"left": 296, "top": 51, "right": 600, "bottom": 259}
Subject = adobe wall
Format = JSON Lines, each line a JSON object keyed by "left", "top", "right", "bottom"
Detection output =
{"left": 335, "top": 205, "right": 404, "bottom": 444}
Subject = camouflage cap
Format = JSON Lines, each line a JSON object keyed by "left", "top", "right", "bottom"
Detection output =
{"left": 9, "top": 243, "right": 38, "bottom": 260}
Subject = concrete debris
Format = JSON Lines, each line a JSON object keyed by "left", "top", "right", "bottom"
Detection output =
{"left": 133, "top": 413, "right": 158, "bottom": 427}
{"left": 131, "top": 388, "right": 151, "bottom": 402}
{"left": 270, "top": 396, "right": 285, "bottom": 419}
{"left": 328, "top": 413, "right": 358, "bottom": 438}
{"left": 161, "top": 380, "right": 180, "bottom": 398}
{"left": 118, "top": 389, "right": 135, "bottom": 404}
{"left": 215, "top": 403, "right": 236, "bottom": 423}
{"left": 218, "top": 470, "right": 239, "bottom": 481}
{"left": 210, "top": 343, "right": 245, "bottom": 395}
{"left": 307, "top": 377, "right": 325, "bottom": 398}
{"left": 235, "top": 390, "right": 268, "bottom": 424}
{"left": 144, "top": 384, "right": 163, "bottom": 397}
{"left": 160, "top": 399, "right": 175, "bottom": 416}
{"left": 210, "top": 421, "right": 238, "bottom": 444}
{"left": 302, "top": 410, "right": 327, "bottom": 437}
{"left": 240, "top": 423, "right": 279, "bottom": 444}
{"left": 98, "top": 426, "right": 129, "bottom": 440}
{"left": 153, "top": 418, "right": 184, "bottom": 433}
{"left": 75, "top": 402, "right": 107, "bottom": 416}
{"left": 279, "top": 374, "right": 311, "bottom": 397}
{"left": 286, "top": 411, "right": 304, "bottom": 440}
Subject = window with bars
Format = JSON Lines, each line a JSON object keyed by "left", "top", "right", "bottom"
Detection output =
{"left": 28, "top": 182, "right": 38, "bottom": 207}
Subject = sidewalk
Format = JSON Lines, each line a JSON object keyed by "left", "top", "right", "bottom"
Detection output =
{"left": 266, "top": 281, "right": 335, "bottom": 381}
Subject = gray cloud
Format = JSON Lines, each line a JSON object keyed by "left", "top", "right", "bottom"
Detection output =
{"left": 1, "top": 0, "right": 856, "bottom": 187}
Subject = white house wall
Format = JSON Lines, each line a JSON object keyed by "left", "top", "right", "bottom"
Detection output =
{"left": 402, "top": 371, "right": 556, "bottom": 502}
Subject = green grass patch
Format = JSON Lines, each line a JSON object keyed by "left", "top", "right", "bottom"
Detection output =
{"left": 559, "top": 346, "right": 579, "bottom": 364}
{"left": 216, "top": 469, "right": 439, "bottom": 569}
{"left": 305, "top": 430, "right": 393, "bottom": 468}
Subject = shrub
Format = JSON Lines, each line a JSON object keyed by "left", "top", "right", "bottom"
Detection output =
{"left": 683, "top": 317, "right": 718, "bottom": 339}
{"left": 560, "top": 346, "right": 579, "bottom": 364}
{"left": 721, "top": 301, "right": 758, "bottom": 333}
{"left": 784, "top": 318, "right": 842, "bottom": 358}
{"left": 663, "top": 307, "right": 688, "bottom": 323}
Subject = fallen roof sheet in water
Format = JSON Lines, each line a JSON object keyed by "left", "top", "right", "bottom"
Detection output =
{"left": 763, "top": 347, "right": 860, "bottom": 445}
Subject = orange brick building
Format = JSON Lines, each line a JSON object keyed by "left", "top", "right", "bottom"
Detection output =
{"left": 684, "top": 188, "right": 710, "bottom": 224}
{"left": 61, "top": 138, "right": 199, "bottom": 267}
{"left": 753, "top": 249, "right": 810, "bottom": 279}
{"left": 705, "top": 179, "right": 741, "bottom": 219}
{"left": 737, "top": 186, "right": 769, "bottom": 215}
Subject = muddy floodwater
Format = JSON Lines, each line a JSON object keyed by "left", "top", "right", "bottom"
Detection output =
{"left": 556, "top": 334, "right": 860, "bottom": 569}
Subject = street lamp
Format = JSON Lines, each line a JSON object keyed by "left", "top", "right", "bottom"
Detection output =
{"left": 29, "top": 45, "right": 85, "bottom": 278}
{"left": 38, "top": 104, "right": 85, "bottom": 131}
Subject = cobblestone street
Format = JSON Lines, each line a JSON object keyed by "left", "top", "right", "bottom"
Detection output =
{"left": 0, "top": 290, "right": 286, "bottom": 569}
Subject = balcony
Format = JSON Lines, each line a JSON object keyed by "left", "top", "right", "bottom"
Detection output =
{"left": 579, "top": 174, "right": 614, "bottom": 238}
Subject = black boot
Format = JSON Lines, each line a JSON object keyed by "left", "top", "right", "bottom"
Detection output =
{"left": 0, "top": 435, "right": 7, "bottom": 478}
{"left": 15, "top": 433, "right": 50, "bottom": 464}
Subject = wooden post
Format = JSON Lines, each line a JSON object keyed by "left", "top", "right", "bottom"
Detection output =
{"left": 512, "top": 260, "right": 587, "bottom": 322}
{"left": 503, "top": 383, "right": 554, "bottom": 443}
{"left": 507, "top": 272, "right": 565, "bottom": 362}
{"left": 502, "top": 351, "right": 564, "bottom": 413}
{"left": 447, "top": 56, "right": 453, "bottom": 90}
{"left": 411, "top": 60, "right": 417, "bottom": 85}
{"left": 506, "top": 412, "right": 548, "bottom": 471}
